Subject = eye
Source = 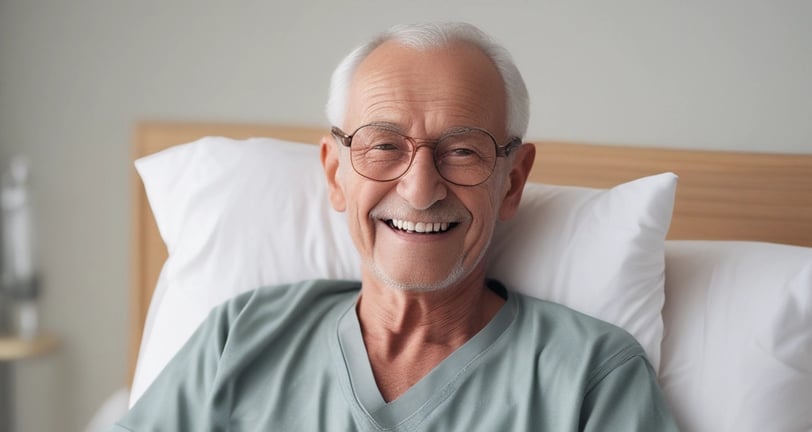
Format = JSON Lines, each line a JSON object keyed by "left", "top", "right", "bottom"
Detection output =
{"left": 447, "top": 147, "right": 476, "bottom": 157}
{"left": 370, "top": 142, "right": 401, "bottom": 152}
{"left": 356, "top": 126, "right": 408, "bottom": 152}
{"left": 360, "top": 134, "right": 410, "bottom": 162}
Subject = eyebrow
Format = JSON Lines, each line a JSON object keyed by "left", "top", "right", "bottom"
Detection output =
{"left": 364, "top": 121, "right": 403, "bottom": 132}
{"left": 363, "top": 122, "right": 482, "bottom": 138}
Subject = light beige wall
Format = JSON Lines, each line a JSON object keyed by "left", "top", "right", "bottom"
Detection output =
{"left": 0, "top": 1, "right": 809, "bottom": 430}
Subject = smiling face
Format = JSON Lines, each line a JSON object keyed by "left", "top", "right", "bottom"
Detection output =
{"left": 322, "top": 40, "right": 532, "bottom": 292}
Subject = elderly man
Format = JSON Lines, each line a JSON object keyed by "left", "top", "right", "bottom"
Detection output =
{"left": 112, "top": 22, "right": 677, "bottom": 431}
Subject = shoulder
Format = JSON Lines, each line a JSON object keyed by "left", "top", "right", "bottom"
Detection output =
{"left": 213, "top": 279, "right": 361, "bottom": 318}
{"left": 215, "top": 279, "right": 361, "bottom": 326}
{"left": 187, "top": 279, "right": 360, "bottom": 356}
{"left": 510, "top": 291, "right": 648, "bottom": 377}
{"left": 208, "top": 279, "right": 360, "bottom": 370}
{"left": 167, "top": 279, "right": 361, "bottom": 358}
{"left": 512, "top": 291, "right": 641, "bottom": 344}
{"left": 475, "top": 290, "right": 675, "bottom": 428}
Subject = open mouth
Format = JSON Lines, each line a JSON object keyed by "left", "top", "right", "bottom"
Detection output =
{"left": 386, "top": 218, "right": 458, "bottom": 234}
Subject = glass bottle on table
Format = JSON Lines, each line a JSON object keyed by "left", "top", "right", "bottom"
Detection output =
{"left": 1, "top": 156, "right": 39, "bottom": 340}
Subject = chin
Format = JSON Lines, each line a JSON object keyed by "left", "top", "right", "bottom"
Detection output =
{"left": 371, "top": 261, "right": 468, "bottom": 293}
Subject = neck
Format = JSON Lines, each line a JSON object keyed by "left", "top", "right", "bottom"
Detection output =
{"left": 356, "top": 267, "right": 505, "bottom": 401}
{"left": 358, "top": 281, "right": 500, "bottom": 342}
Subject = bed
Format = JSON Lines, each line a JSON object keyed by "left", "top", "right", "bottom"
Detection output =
{"left": 123, "top": 120, "right": 812, "bottom": 431}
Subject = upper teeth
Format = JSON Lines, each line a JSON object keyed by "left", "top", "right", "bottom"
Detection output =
{"left": 390, "top": 219, "right": 451, "bottom": 233}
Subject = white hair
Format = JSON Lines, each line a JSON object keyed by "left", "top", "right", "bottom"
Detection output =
{"left": 325, "top": 22, "right": 530, "bottom": 139}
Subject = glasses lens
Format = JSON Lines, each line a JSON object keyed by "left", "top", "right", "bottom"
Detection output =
{"left": 347, "top": 125, "right": 499, "bottom": 186}
{"left": 435, "top": 130, "right": 497, "bottom": 185}
{"left": 350, "top": 126, "right": 412, "bottom": 181}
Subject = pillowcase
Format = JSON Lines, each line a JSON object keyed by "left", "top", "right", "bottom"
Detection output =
{"left": 659, "top": 240, "right": 812, "bottom": 432}
{"left": 130, "top": 136, "right": 677, "bottom": 405}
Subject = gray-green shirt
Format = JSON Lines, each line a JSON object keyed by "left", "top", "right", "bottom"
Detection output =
{"left": 113, "top": 279, "right": 677, "bottom": 431}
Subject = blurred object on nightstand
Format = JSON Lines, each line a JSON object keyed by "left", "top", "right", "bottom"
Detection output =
{"left": 1, "top": 156, "right": 40, "bottom": 340}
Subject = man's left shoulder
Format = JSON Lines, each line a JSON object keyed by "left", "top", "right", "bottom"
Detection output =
{"left": 511, "top": 291, "right": 647, "bottom": 361}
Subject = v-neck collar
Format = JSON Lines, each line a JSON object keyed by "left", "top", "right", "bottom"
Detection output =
{"left": 334, "top": 281, "right": 517, "bottom": 430}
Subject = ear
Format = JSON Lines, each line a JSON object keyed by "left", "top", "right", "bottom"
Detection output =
{"left": 320, "top": 135, "right": 346, "bottom": 212}
{"left": 498, "top": 143, "right": 536, "bottom": 221}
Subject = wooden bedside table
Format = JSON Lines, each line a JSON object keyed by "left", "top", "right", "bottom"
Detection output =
{"left": 0, "top": 332, "right": 59, "bottom": 432}
{"left": 0, "top": 333, "right": 59, "bottom": 361}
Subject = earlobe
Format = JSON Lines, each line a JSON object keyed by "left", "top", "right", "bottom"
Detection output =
{"left": 320, "top": 136, "right": 346, "bottom": 212}
{"left": 499, "top": 143, "right": 536, "bottom": 220}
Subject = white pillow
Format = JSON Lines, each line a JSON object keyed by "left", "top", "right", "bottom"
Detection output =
{"left": 660, "top": 240, "right": 812, "bottom": 432}
{"left": 130, "top": 136, "right": 677, "bottom": 405}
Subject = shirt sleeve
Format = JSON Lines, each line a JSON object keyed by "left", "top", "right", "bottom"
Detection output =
{"left": 579, "top": 354, "right": 680, "bottom": 431}
{"left": 108, "top": 294, "right": 250, "bottom": 432}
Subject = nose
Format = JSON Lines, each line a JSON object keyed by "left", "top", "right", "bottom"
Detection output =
{"left": 395, "top": 145, "right": 447, "bottom": 210}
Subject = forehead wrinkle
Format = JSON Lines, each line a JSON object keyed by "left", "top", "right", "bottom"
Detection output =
{"left": 356, "top": 83, "right": 497, "bottom": 133}
{"left": 346, "top": 41, "right": 506, "bottom": 136}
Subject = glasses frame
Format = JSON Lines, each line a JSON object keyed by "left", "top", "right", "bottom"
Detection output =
{"left": 330, "top": 123, "right": 523, "bottom": 186}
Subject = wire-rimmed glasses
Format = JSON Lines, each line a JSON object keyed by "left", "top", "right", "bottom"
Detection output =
{"left": 331, "top": 123, "right": 521, "bottom": 186}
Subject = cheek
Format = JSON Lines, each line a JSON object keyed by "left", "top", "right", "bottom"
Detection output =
{"left": 342, "top": 177, "right": 382, "bottom": 238}
{"left": 490, "top": 170, "right": 515, "bottom": 221}
{"left": 335, "top": 161, "right": 365, "bottom": 212}
{"left": 474, "top": 180, "right": 508, "bottom": 242}
{"left": 463, "top": 186, "right": 503, "bottom": 245}
{"left": 486, "top": 177, "right": 508, "bottom": 219}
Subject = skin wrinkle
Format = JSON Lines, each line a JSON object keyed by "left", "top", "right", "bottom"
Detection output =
{"left": 347, "top": 46, "right": 503, "bottom": 139}
{"left": 334, "top": 44, "right": 500, "bottom": 286}
{"left": 319, "top": 39, "right": 535, "bottom": 403}
{"left": 356, "top": 93, "right": 496, "bottom": 134}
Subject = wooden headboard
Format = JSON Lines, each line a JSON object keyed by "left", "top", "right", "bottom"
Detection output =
{"left": 129, "top": 120, "right": 812, "bottom": 384}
